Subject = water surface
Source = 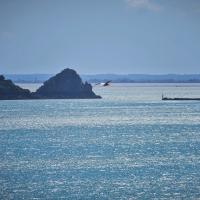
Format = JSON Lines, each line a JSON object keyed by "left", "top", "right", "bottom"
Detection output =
{"left": 1, "top": 83, "right": 200, "bottom": 199}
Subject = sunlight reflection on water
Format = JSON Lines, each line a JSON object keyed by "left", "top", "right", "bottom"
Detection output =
{"left": 0, "top": 83, "right": 200, "bottom": 199}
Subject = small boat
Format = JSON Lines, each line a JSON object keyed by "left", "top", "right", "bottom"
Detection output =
{"left": 162, "top": 94, "right": 200, "bottom": 101}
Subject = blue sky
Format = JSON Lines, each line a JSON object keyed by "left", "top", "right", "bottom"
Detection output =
{"left": 0, "top": 0, "right": 200, "bottom": 74}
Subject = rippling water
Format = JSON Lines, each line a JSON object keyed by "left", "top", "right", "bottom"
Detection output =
{"left": 1, "top": 83, "right": 200, "bottom": 199}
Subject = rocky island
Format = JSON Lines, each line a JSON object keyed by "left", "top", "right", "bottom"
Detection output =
{"left": 33, "top": 68, "right": 101, "bottom": 99}
{"left": 0, "top": 68, "right": 101, "bottom": 100}
{"left": 0, "top": 75, "right": 32, "bottom": 100}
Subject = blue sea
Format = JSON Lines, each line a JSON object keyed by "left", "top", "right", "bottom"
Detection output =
{"left": 1, "top": 83, "right": 200, "bottom": 199}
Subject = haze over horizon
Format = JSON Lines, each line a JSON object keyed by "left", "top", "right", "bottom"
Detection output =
{"left": 0, "top": 0, "right": 200, "bottom": 74}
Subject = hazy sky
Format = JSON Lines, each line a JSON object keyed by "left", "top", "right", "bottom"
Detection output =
{"left": 0, "top": 0, "right": 200, "bottom": 74}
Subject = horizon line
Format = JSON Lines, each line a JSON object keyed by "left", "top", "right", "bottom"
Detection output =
{"left": 3, "top": 73, "right": 200, "bottom": 76}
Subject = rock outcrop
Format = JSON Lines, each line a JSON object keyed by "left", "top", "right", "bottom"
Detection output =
{"left": 33, "top": 68, "right": 101, "bottom": 99}
{"left": 0, "top": 69, "right": 101, "bottom": 100}
{"left": 0, "top": 75, "right": 31, "bottom": 100}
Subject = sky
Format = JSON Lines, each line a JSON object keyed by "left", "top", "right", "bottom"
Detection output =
{"left": 0, "top": 0, "right": 200, "bottom": 74}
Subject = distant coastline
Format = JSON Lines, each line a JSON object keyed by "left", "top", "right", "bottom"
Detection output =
{"left": 4, "top": 74, "right": 200, "bottom": 84}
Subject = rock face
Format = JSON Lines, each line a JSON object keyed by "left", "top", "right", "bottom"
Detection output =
{"left": 34, "top": 68, "right": 101, "bottom": 99}
{"left": 0, "top": 75, "right": 31, "bottom": 100}
{"left": 0, "top": 69, "right": 101, "bottom": 100}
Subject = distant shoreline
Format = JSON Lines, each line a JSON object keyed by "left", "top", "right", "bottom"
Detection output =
{"left": 3, "top": 74, "right": 200, "bottom": 84}
{"left": 15, "top": 80, "right": 200, "bottom": 84}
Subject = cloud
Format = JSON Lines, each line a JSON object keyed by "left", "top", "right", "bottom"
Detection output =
{"left": 126, "top": 0, "right": 161, "bottom": 11}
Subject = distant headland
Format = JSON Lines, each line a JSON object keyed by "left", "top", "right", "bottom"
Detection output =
{"left": 4, "top": 74, "right": 200, "bottom": 84}
{"left": 0, "top": 69, "right": 101, "bottom": 100}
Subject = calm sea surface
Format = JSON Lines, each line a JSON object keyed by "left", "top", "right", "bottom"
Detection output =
{"left": 1, "top": 83, "right": 200, "bottom": 199}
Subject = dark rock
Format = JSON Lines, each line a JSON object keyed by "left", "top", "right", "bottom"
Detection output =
{"left": 0, "top": 75, "right": 5, "bottom": 81}
{"left": 0, "top": 75, "right": 32, "bottom": 100}
{"left": 33, "top": 68, "right": 101, "bottom": 99}
{"left": 0, "top": 69, "right": 101, "bottom": 100}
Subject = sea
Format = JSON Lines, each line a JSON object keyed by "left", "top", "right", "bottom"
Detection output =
{"left": 0, "top": 83, "right": 200, "bottom": 199}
